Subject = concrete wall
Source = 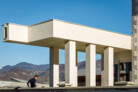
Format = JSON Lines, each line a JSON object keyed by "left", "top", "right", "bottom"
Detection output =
{"left": 3, "top": 19, "right": 131, "bottom": 50}
{"left": 1, "top": 86, "right": 138, "bottom": 92}
{"left": 28, "top": 21, "right": 53, "bottom": 42}
{"left": 114, "top": 51, "right": 132, "bottom": 64}
{"left": 53, "top": 19, "right": 131, "bottom": 50}
{"left": 0, "top": 81, "right": 49, "bottom": 88}
{"left": 2, "top": 21, "right": 53, "bottom": 43}
{"left": 3, "top": 23, "right": 28, "bottom": 42}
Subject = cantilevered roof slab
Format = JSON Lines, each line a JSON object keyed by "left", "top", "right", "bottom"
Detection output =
{"left": 2, "top": 19, "right": 131, "bottom": 53}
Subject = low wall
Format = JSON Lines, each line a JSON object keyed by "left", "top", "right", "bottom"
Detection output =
{"left": 1, "top": 86, "right": 138, "bottom": 92}
{"left": 0, "top": 81, "right": 49, "bottom": 88}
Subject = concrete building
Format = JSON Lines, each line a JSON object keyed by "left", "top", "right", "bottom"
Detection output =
{"left": 2, "top": 19, "right": 132, "bottom": 87}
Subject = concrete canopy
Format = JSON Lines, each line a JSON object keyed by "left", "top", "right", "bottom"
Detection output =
{"left": 2, "top": 19, "right": 131, "bottom": 54}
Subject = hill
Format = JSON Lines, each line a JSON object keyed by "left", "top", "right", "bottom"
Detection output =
{"left": 0, "top": 60, "right": 101, "bottom": 83}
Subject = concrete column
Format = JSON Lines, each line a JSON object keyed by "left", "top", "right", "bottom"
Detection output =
{"left": 86, "top": 44, "right": 96, "bottom": 86}
{"left": 132, "top": 0, "right": 138, "bottom": 85}
{"left": 101, "top": 54, "right": 104, "bottom": 85}
{"left": 65, "top": 41, "right": 77, "bottom": 87}
{"left": 75, "top": 51, "right": 78, "bottom": 86}
{"left": 49, "top": 47, "right": 59, "bottom": 87}
{"left": 102, "top": 47, "right": 114, "bottom": 86}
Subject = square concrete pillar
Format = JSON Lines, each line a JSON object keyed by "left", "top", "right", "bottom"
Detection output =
{"left": 101, "top": 47, "right": 114, "bottom": 86}
{"left": 65, "top": 41, "right": 77, "bottom": 87}
{"left": 86, "top": 44, "right": 96, "bottom": 86}
{"left": 49, "top": 47, "right": 59, "bottom": 87}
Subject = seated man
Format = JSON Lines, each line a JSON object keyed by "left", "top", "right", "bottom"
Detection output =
{"left": 27, "top": 75, "right": 38, "bottom": 88}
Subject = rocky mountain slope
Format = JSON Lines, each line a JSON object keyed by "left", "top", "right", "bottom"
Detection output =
{"left": 0, "top": 60, "right": 101, "bottom": 83}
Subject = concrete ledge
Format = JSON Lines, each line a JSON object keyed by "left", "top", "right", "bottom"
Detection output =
{"left": 115, "top": 81, "right": 134, "bottom": 86}
{"left": 1, "top": 86, "right": 138, "bottom": 92}
{"left": 57, "top": 83, "right": 72, "bottom": 87}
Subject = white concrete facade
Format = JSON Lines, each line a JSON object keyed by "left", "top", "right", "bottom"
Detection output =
{"left": 2, "top": 19, "right": 131, "bottom": 50}
{"left": 2, "top": 19, "right": 132, "bottom": 87}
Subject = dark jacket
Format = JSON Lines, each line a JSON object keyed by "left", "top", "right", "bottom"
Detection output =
{"left": 27, "top": 78, "right": 36, "bottom": 87}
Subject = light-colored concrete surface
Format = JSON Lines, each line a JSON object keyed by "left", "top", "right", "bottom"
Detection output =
{"left": 0, "top": 81, "right": 49, "bottom": 88}
{"left": 2, "top": 86, "right": 138, "bottom": 92}
{"left": 65, "top": 41, "right": 77, "bottom": 87}
{"left": 102, "top": 47, "right": 114, "bottom": 86}
{"left": 86, "top": 44, "right": 96, "bottom": 86}
{"left": 114, "top": 51, "right": 132, "bottom": 64}
{"left": 115, "top": 81, "right": 134, "bottom": 86}
{"left": 28, "top": 20, "right": 53, "bottom": 42}
{"left": 53, "top": 19, "right": 131, "bottom": 50}
{"left": 3, "top": 23, "right": 28, "bottom": 42}
{"left": 2, "top": 19, "right": 131, "bottom": 52}
{"left": 50, "top": 47, "right": 59, "bottom": 87}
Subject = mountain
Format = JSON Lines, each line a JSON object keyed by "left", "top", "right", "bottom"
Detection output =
{"left": 0, "top": 60, "right": 101, "bottom": 83}
{"left": 0, "top": 65, "right": 12, "bottom": 74}
{"left": 15, "top": 62, "right": 49, "bottom": 71}
{"left": 0, "top": 62, "right": 49, "bottom": 74}
{"left": 0, "top": 67, "right": 47, "bottom": 83}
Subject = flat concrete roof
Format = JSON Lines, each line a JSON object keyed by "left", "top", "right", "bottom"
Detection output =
{"left": 30, "top": 19, "right": 131, "bottom": 37}
{"left": 2, "top": 19, "right": 131, "bottom": 53}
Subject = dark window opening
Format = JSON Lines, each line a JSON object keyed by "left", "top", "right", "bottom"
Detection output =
{"left": 114, "top": 64, "right": 118, "bottom": 82}
{"left": 4, "top": 27, "right": 7, "bottom": 40}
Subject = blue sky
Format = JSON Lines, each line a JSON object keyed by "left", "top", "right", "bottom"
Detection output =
{"left": 0, "top": 0, "right": 131, "bottom": 68}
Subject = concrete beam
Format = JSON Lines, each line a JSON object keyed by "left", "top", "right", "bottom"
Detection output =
{"left": 102, "top": 47, "right": 114, "bottom": 86}
{"left": 49, "top": 47, "right": 59, "bottom": 87}
{"left": 86, "top": 44, "right": 96, "bottom": 86}
{"left": 65, "top": 41, "right": 77, "bottom": 87}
